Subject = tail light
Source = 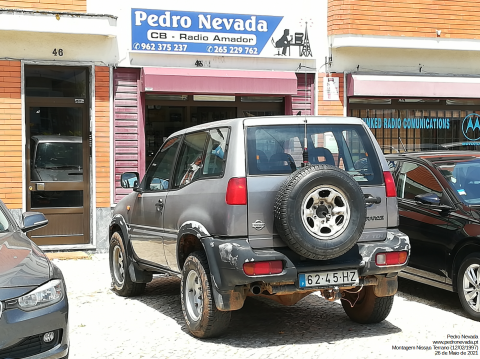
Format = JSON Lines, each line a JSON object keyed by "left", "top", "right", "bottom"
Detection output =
{"left": 243, "top": 261, "right": 283, "bottom": 276}
{"left": 376, "top": 251, "right": 408, "bottom": 266}
{"left": 383, "top": 171, "right": 396, "bottom": 197}
{"left": 226, "top": 177, "right": 247, "bottom": 205}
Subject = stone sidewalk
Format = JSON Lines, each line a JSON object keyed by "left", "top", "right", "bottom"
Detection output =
{"left": 53, "top": 254, "right": 480, "bottom": 359}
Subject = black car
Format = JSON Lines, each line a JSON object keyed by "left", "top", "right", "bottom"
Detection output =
{"left": 386, "top": 151, "right": 480, "bottom": 320}
{"left": 0, "top": 201, "right": 69, "bottom": 358}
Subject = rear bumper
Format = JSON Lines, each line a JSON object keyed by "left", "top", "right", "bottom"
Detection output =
{"left": 203, "top": 228, "right": 410, "bottom": 293}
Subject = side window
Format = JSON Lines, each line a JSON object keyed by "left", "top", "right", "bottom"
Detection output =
{"left": 142, "top": 137, "right": 180, "bottom": 191}
{"left": 203, "top": 128, "right": 229, "bottom": 177}
{"left": 397, "top": 162, "right": 442, "bottom": 200}
{"left": 173, "top": 132, "right": 208, "bottom": 188}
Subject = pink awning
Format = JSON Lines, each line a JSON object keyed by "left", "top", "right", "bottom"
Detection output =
{"left": 347, "top": 74, "right": 480, "bottom": 98}
{"left": 141, "top": 67, "right": 298, "bottom": 95}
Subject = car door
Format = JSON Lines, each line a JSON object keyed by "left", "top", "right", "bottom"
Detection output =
{"left": 396, "top": 160, "right": 454, "bottom": 278}
{"left": 162, "top": 130, "right": 212, "bottom": 271}
{"left": 129, "top": 137, "right": 181, "bottom": 267}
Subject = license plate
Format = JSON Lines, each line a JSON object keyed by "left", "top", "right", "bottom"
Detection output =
{"left": 299, "top": 270, "right": 359, "bottom": 288}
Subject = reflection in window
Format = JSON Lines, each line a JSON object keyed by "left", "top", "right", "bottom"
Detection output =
{"left": 174, "top": 132, "right": 208, "bottom": 188}
{"left": 142, "top": 137, "right": 180, "bottom": 191}
{"left": 203, "top": 128, "right": 229, "bottom": 177}
{"left": 31, "top": 191, "right": 83, "bottom": 208}
{"left": 397, "top": 163, "right": 442, "bottom": 200}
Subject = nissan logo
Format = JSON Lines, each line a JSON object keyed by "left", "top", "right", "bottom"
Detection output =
{"left": 462, "top": 113, "right": 480, "bottom": 141}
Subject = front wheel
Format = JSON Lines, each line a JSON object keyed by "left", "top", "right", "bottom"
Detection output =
{"left": 109, "top": 232, "right": 146, "bottom": 297}
{"left": 457, "top": 253, "right": 480, "bottom": 321}
{"left": 181, "top": 251, "right": 231, "bottom": 338}
{"left": 341, "top": 286, "right": 394, "bottom": 324}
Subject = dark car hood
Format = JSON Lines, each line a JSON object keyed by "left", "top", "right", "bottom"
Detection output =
{"left": 0, "top": 231, "right": 51, "bottom": 289}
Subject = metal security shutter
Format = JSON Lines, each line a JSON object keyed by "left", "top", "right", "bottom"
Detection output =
{"left": 113, "top": 68, "right": 142, "bottom": 203}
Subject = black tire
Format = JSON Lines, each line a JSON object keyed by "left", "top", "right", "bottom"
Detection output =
{"left": 456, "top": 253, "right": 480, "bottom": 321}
{"left": 341, "top": 286, "right": 394, "bottom": 324}
{"left": 274, "top": 164, "right": 366, "bottom": 260}
{"left": 181, "top": 251, "right": 231, "bottom": 338}
{"left": 109, "top": 232, "right": 146, "bottom": 297}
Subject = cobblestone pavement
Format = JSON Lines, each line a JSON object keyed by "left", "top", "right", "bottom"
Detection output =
{"left": 54, "top": 254, "right": 480, "bottom": 359}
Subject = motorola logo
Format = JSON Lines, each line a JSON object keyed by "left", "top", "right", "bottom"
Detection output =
{"left": 462, "top": 113, "right": 480, "bottom": 141}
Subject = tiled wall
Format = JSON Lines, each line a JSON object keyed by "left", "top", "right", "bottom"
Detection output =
{"left": 0, "top": 0, "right": 86, "bottom": 12}
{"left": 328, "top": 0, "right": 478, "bottom": 39}
{"left": 0, "top": 61, "right": 22, "bottom": 208}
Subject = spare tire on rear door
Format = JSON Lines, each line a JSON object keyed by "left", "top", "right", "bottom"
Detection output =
{"left": 274, "top": 164, "right": 366, "bottom": 260}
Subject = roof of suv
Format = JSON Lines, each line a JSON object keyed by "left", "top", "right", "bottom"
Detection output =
{"left": 169, "top": 115, "right": 366, "bottom": 138}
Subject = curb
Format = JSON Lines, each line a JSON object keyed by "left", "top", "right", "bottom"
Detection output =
{"left": 46, "top": 251, "right": 90, "bottom": 260}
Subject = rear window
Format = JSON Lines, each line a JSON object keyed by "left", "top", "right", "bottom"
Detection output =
{"left": 246, "top": 124, "right": 383, "bottom": 185}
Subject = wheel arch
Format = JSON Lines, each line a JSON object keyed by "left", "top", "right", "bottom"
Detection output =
{"left": 176, "top": 220, "right": 211, "bottom": 271}
{"left": 451, "top": 240, "right": 480, "bottom": 291}
{"left": 109, "top": 214, "right": 134, "bottom": 259}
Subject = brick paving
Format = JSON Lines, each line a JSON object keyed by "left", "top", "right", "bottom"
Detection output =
{"left": 54, "top": 254, "right": 480, "bottom": 359}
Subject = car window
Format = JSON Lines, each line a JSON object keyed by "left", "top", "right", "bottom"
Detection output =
{"left": 141, "top": 137, "right": 180, "bottom": 191}
{"left": 173, "top": 132, "right": 208, "bottom": 188}
{"left": 397, "top": 162, "right": 443, "bottom": 200}
{"left": 246, "top": 124, "right": 382, "bottom": 185}
{"left": 203, "top": 128, "right": 229, "bottom": 177}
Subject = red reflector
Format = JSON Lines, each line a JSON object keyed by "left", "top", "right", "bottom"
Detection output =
{"left": 243, "top": 261, "right": 283, "bottom": 276}
{"left": 376, "top": 251, "right": 408, "bottom": 266}
{"left": 383, "top": 171, "right": 397, "bottom": 198}
{"left": 226, "top": 177, "right": 247, "bottom": 205}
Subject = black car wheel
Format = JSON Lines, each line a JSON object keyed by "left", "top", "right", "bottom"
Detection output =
{"left": 181, "top": 251, "right": 231, "bottom": 338}
{"left": 457, "top": 253, "right": 480, "bottom": 320}
{"left": 341, "top": 286, "right": 394, "bottom": 324}
{"left": 274, "top": 164, "right": 366, "bottom": 260}
{"left": 109, "top": 232, "right": 146, "bottom": 297}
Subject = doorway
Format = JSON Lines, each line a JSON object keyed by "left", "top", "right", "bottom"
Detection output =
{"left": 25, "top": 66, "right": 90, "bottom": 245}
{"left": 144, "top": 95, "right": 284, "bottom": 168}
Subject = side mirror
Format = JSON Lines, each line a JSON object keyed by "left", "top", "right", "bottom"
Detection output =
{"left": 415, "top": 193, "right": 441, "bottom": 206}
{"left": 120, "top": 172, "right": 140, "bottom": 189}
{"left": 22, "top": 212, "right": 48, "bottom": 232}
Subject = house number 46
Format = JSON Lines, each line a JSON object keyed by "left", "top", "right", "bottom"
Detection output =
{"left": 52, "top": 48, "right": 64, "bottom": 56}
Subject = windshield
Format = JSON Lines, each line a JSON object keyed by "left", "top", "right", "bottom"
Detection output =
{"left": 34, "top": 142, "right": 83, "bottom": 169}
{"left": 434, "top": 156, "right": 480, "bottom": 205}
{"left": 246, "top": 124, "right": 383, "bottom": 185}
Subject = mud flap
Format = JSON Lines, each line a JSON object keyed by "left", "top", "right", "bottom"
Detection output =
{"left": 128, "top": 262, "right": 153, "bottom": 283}
{"left": 211, "top": 285, "right": 247, "bottom": 311}
{"left": 373, "top": 274, "right": 398, "bottom": 297}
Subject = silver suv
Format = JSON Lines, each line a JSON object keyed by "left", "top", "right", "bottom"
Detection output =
{"left": 109, "top": 116, "right": 410, "bottom": 338}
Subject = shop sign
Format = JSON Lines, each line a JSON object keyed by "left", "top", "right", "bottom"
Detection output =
{"left": 462, "top": 113, "right": 480, "bottom": 141}
{"left": 131, "top": 9, "right": 314, "bottom": 58}
{"left": 362, "top": 117, "right": 451, "bottom": 130}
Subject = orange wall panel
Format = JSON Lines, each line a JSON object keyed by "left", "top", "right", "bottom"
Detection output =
{"left": 318, "top": 73, "right": 344, "bottom": 116}
{"left": 0, "top": 0, "right": 86, "bottom": 13}
{"left": 0, "top": 61, "right": 22, "bottom": 209}
{"left": 95, "top": 66, "right": 111, "bottom": 208}
{"left": 328, "top": 0, "right": 480, "bottom": 39}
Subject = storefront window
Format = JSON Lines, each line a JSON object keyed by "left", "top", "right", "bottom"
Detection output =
{"left": 349, "top": 98, "right": 480, "bottom": 153}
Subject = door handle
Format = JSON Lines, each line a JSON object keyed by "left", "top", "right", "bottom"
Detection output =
{"left": 155, "top": 199, "right": 164, "bottom": 212}
{"left": 364, "top": 194, "right": 381, "bottom": 206}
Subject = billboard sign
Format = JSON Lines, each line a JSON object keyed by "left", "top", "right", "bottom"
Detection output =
{"left": 131, "top": 9, "right": 314, "bottom": 58}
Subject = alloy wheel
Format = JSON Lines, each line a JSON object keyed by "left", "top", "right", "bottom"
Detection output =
{"left": 301, "top": 185, "right": 351, "bottom": 240}
{"left": 462, "top": 263, "right": 480, "bottom": 312}
{"left": 112, "top": 245, "right": 125, "bottom": 285}
{"left": 185, "top": 270, "right": 203, "bottom": 321}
